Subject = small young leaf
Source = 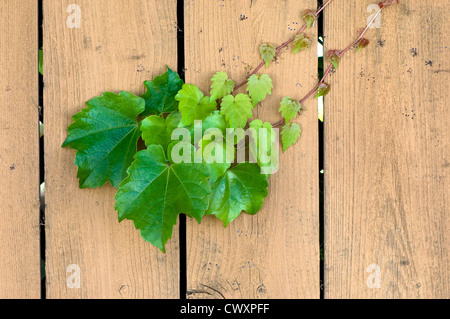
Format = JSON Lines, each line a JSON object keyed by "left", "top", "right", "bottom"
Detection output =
{"left": 62, "top": 91, "right": 145, "bottom": 189}
{"left": 302, "top": 9, "right": 317, "bottom": 28}
{"left": 220, "top": 94, "right": 253, "bottom": 128}
{"left": 357, "top": 38, "right": 370, "bottom": 52}
{"left": 115, "top": 144, "right": 211, "bottom": 252}
{"left": 207, "top": 163, "right": 269, "bottom": 227}
{"left": 140, "top": 111, "right": 181, "bottom": 151}
{"left": 141, "top": 66, "right": 184, "bottom": 116}
{"left": 246, "top": 74, "right": 273, "bottom": 106}
{"left": 279, "top": 97, "right": 301, "bottom": 122}
{"left": 259, "top": 43, "right": 276, "bottom": 68}
{"left": 315, "top": 82, "right": 331, "bottom": 98}
{"left": 292, "top": 33, "right": 312, "bottom": 54}
{"left": 175, "top": 84, "right": 217, "bottom": 126}
{"left": 210, "top": 71, "right": 235, "bottom": 101}
{"left": 281, "top": 122, "right": 301, "bottom": 152}
{"left": 326, "top": 50, "right": 341, "bottom": 70}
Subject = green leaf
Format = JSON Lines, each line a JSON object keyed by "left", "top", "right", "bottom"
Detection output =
{"left": 210, "top": 72, "right": 235, "bottom": 101}
{"left": 246, "top": 74, "right": 273, "bottom": 106}
{"left": 292, "top": 33, "right": 312, "bottom": 54}
{"left": 357, "top": 38, "right": 370, "bottom": 52}
{"left": 259, "top": 43, "right": 276, "bottom": 68}
{"left": 141, "top": 67, "right": 184, "bottom": 116}
{"left": 302, "top": 9, "right": 317, "bottom": 28}
{"left": 38, "top": 48, "right": 43, "bottom": 75}
{"left": 188, "top": 111, "right": 228, "bottom": 145}
{"left": 140, "top": 111, "right": 181, "bottom": 151}
{"left": 207, "top": 163, "right": 269, "bottom": 227}
{"left": 279, "top": 97, "right": 301, "bottom": 122}
{"left": 62, "top": 91, "right": 145, "bottom": 189}
{"left": 315, "top": 82, "right": 331, "bottom": 99}
{"left": 220, "top": 94, "right": 253, "bottom": 128}
{"left": 175, "top": 84, "right": 217, "bottom": 126}
{"left": 197, "top": 129, "right": 235, "bottom": 181}
{"left": 249, "top": 120, "right": 279, "bottom": 175}
{"left": 281, "top": 122, "right": 301, "bottom": 152}
{"left": 115, "top": 144, "right": 211, "bottom": 252}
{"left": 326, "top": 50, "right": 341, "bottom": 70}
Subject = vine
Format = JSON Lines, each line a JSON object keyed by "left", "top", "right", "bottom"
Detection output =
{"left": 63, "top": 0, "right": 399, "bottom": 252}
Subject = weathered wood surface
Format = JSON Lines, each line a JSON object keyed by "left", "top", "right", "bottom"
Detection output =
{"left": 324, "top": 0, "right": 449, "bottom": 298}
{"left": 0, "top": 0, "right": 41, "bottom": 299}
{"left": 1, "top": 0, "right": 448, "bottom": 300}
{"left": 185, "top": 0, "right": 320, "bottom": 299}
{"left": 44, "top": 0, "right": 179, "bottom": 298}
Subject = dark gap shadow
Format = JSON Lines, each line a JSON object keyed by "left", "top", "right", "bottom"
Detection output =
{"left": 177, "top": 0, "right": 187, "bottom": 301}
{"left": 317, "top": 0, "right": 325, "bottom": 300}
{"left": 38, "top": 0, "right": 46, "bottom": 300}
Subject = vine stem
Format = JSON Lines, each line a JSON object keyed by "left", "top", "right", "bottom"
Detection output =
{"left": 273, "top": 0, "right": 397, "bottom": 127}
{"left": 232, "top": 0, "right": 334, "bottom": 93}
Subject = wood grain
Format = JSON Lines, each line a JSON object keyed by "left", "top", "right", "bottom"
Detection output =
{"left": 0, "top": 0, "right": 40, "bottom": 299}
{"left": 324, "top": 0, "right": 449, "bottom": 298}
{"left": 44, "top": 0, "right": 179, "bottom": 298}
{"left": 185, "top": 0, "right": 319, "bottom": 299}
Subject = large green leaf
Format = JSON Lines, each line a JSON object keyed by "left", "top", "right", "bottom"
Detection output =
{"left": 188, "top": 111, "right": 228, "bottom": 145}
{"left": 197, "top": 129, "right": 235, "bottom": 182}
{"left": 141, "top": 67, "right": 184, "bottom": 116}
{"left": 140, "top": 111, "right": 181, "bottom": 151}
{"left": 115, "top": 144, "right": 211, "bottom": 252}
{"left": 207, "top": 163, "right": 269, "bottom": 227}
{"left": 62, "top": 91, "right": 145, "bottom": 189}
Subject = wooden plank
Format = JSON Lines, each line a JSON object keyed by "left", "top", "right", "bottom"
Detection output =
{"left": 185, "top": 0, "right": 319, "bottom": 299}
{"left": 324, "top": 0, "right": 449, "bottom": 298}
{"left": 0, "top": 0, "right": 40, "bottom": 299}
{"left": 44, "top": 0, "right": 179, "bottom": 298}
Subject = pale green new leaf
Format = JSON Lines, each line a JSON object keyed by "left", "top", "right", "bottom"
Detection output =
{"left": 292, "top": 33, "right": 312, "bottom": 54}
{"left": 207, "top": 163, "right": 269, "bottom": 227}
{"left": 279, "top": 97, "right": 301, "bottom": 122}
{"left": 259, "top": 43, "right": 276, "bottom": 68}
{"left": 175, "top": 84, "right": 217, "bottom": 126}
{"left": 115, "top": 144, "right": 211, "bottom": 252}
{"left": 281, "top": 122, "right": 301, "bottom": 152}
{"left": 210, "top": 72, "right": 235, "bottom": 101}
{"left": 220, "top": 94, "right": 253, "bottom": 128}
{"left": 247, "top": 74, "right": 273, "bottom": 106}
{"left": 62, "top": 91, "right": 145, "bottom": 189}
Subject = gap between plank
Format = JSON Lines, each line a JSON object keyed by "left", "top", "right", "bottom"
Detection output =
{"left": 177, "top": 0, "right": 187, "bottom": 301}
{"left": 38, "top": 0, "right": 46, "bottom": 300}
{"left": 318, "top": 0, "right": 325, "bottom": 300}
